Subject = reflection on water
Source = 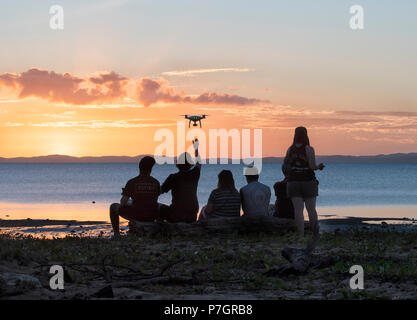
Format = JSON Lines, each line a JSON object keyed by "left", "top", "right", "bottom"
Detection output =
{"left": 318, "top": 205, "right": 417, "bottom": 219}
{"left": 1, "top": 202, "right": 416, "bottom": 223}
{"left": 0, "top": 202, "right": 110, "bottom": 222}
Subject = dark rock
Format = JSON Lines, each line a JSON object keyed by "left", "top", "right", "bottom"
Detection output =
{"left": 0, "top": 272, "right": 41, "bottom": 297}
{"left": 91, "top": 285, "right": 114, "bottom": 298}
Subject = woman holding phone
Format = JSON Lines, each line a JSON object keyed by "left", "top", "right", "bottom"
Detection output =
{"left": 283, "top": 127, "right": 325, "bottom": 235}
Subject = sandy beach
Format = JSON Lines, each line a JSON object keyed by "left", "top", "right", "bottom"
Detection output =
{"left": 1, "top": 216, "right": 416, "bottom": 300}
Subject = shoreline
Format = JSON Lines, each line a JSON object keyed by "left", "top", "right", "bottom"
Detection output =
{"left": 0, "top": 216, "right": 416, "bottom": 239}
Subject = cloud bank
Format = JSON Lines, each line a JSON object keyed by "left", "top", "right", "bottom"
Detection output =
{"left": 136, "top": 78, "right": 268, "bottom": 107}
{"left": 0, "top": 69, "right": 128, "bottom": 105}
{"left": 0, "top": 68, "right": 267, "bottom": 107}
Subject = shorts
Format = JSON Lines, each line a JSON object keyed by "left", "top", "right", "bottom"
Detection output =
{"left": 159, "top": 204, "right": 197, "bottom": 223}
{"left": 286, "top": 179, "right": 318, "bottom": 198}
{"left": 118, "top": 204, "right": 159, "bottom": 222}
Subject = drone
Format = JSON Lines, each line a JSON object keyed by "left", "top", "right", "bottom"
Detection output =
{"left": 181, "top": 114, "right": 208, "bottom": 128}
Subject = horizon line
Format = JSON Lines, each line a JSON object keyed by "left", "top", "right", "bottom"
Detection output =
{"left": 0, "top": 152, "right": 416, "bottom": 160}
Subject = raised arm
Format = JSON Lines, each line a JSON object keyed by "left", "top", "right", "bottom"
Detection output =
{"left": 193, "top": 138, "right": 201, "bottom": 169}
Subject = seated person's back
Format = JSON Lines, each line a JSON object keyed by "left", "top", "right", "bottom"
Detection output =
{"left": 122, "top": 174, "right": 160, "bottom": 220}
{"left": 161, "top": 163, "right": 200, "bottom": 221}
{"left": 208, "top": 188, "right": 241, "bottom": 218}
{"left": 109, "top": 156, "right": 160, "bottom": 237}
{"left": 200, "top": 170, "right": 241, "bottom": 219}
{"left": 273, "top": 180, "right": 295, "bottom": 219}
{"left": 240, "top": 167, "right": 271, "bottom": 217}
{"left": 160, "top": 143, "right": 201, "bottom": 222}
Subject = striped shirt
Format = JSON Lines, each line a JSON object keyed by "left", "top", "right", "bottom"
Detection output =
{"left": 208, "top": 188, "right": 241, "bottom": 218}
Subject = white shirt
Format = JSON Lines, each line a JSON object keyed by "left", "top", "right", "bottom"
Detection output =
{"left": 240, "top": 181, "right": 271, "bottom": 217}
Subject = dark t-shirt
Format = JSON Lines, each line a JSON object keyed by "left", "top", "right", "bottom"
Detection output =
{"left": 122, "top": 175, "right": 160, "bottom": 220}
{"left": 161, "top": 164, "right": 201, "bottom": 222}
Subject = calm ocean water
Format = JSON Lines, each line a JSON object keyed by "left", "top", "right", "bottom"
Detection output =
{"left": 0, "top": 163, "right": 416, "bottom": 221}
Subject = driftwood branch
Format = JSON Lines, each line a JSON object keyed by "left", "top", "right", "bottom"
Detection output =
{"left": 129, "top": 216, "right": 307, "bottom": 237}
{"left": 266, "top": 226, "right": 334, "bottom": 276}
{"left": 35, "top": 258, "right": 184, "bottom": 284}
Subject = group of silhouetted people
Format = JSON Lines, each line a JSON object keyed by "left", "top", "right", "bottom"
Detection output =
{"left": 110, "top": 127, "right": 324, "bottom": 237}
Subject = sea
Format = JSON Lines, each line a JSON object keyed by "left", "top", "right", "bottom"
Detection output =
{"left": 0, "top": 162, "right": 416, "bottom": 223}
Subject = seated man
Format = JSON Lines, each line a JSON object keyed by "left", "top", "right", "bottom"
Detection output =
{"left": 160, "top": 139, "right": 201, "bottom": 222}
{"left": 110, "top": 156, "right": 160, "bottom": 236}
{"left": 240, "top": 166, "right": 271, "bottom": 217}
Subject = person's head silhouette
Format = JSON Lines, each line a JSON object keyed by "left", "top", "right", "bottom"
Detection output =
{"left": 139, "top": 156, "right": 156, "bottom": 175}
{"left": 176, "top": 152, "right": 194, "bottom": 172}
{"left": 243, "top": 166, "right": 259, "bottom": 183}
{"left": 217, "top": 170, "right": 237, "bottom": 191}
{"left": 293, "top": 126, "right": 310, "bottom": 146}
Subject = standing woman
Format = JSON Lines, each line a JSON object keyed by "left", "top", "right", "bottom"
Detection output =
{"left": 283, "top": 127, "right": 325, "bottom": 235}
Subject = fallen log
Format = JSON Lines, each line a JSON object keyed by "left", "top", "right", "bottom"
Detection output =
{"left": 129, "top": 216, "right": 308, "bottom": 237}
{"left": 265, "top": 226, "right": 335, "bottom": 276}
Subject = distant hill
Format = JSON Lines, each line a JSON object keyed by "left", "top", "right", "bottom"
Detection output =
{"left": 263, "top": 153, "right": 417, "bottom": 163}
{"left": 0, "top": 153, "right": 416, "bottom": 163}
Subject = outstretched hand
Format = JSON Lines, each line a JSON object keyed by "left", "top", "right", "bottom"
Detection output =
{"left": 192, "top": 138, "right": 199, "bottom": 150}
{"left": 192, "top": 138, "right": 200, "bottom": 163}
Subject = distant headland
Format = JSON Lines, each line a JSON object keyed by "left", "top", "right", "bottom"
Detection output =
{"left": 0, "top": 153, "right": 416, "bottom": 163}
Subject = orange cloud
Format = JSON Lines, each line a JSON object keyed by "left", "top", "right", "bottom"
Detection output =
{"left": 0, "top": 68, "right": 128, "bottom": 105}
{"left": 0, "top": 68, "right": 268, "bottom": 108}
{"left": 136, "top": 78, "right": 268, "bottom": 107}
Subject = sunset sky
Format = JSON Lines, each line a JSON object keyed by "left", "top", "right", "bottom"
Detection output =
{"left": 0, "top": 0, "right": 416, "bottom": 158}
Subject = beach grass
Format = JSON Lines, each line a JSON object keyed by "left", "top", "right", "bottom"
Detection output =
{"left": 0, "top": 229, "right": 416, "bottom": 299}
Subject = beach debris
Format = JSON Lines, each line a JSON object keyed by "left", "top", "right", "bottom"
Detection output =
{"left": 0, "top": 272, "right": 41, "bottom": 297}
{"left": 265, "top": 225, "right": 334, "bottom": 276}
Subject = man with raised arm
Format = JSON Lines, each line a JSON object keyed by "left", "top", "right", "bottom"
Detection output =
{"left": 160, "top": 139, "right": 201, "bottom": 222}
